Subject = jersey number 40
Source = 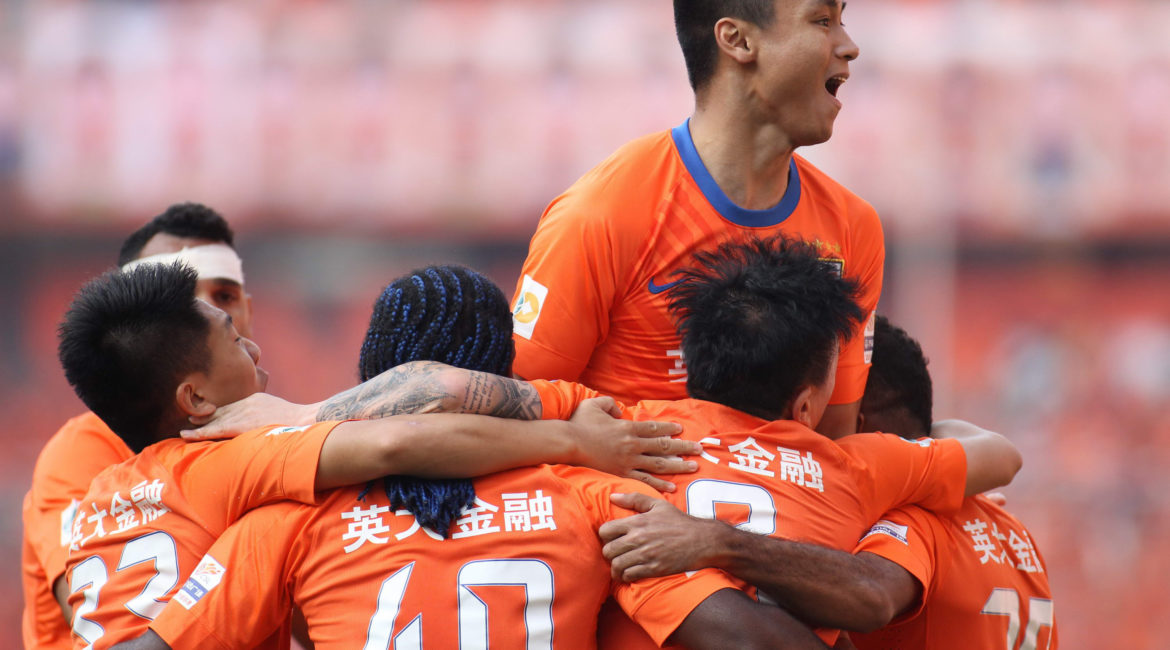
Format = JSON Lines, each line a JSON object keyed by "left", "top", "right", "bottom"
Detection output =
{"left": 365, "top": 558, "right": 555, "bottom": 649}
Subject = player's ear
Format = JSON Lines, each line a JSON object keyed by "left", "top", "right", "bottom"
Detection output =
{"left": 176, "top": 377, "right": 216, "bottom": 419}
{"left": 714, "top": 17, "right": 758, "bottom": 65}
{"left": 790, "top": 385, "right": 817, "bottom": 429}
{"left": 856, "top": 410, "right": 866, "bottom": 434}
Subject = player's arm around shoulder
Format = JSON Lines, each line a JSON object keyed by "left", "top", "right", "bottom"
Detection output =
{"left": 931, "top": 419, "right": 1022, "bottom": 495}
{"left": 315, "top": 396, "right": 696, "bottom": 492}
{"left": 184, "top": 361, "right": 547, "bottom": 439}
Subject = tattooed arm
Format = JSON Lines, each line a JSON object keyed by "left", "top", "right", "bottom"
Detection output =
{"left": 183, "top": 361, "right": 544, "bottom": 438}
{"left": 184, "top": 362, "right": 698, "bottom": 490}
{"left": 315, "top": 361, "right": 541, "bottom": 421}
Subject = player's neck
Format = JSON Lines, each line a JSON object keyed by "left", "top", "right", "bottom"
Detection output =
{"left": 689, "top": 99, "right": 795, "bottom": 211}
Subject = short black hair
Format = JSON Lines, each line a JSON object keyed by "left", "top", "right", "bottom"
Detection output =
{"left": 860, "top": 315, "right": 933, "bottom": 439}
{"left": 58, "top": 263, "right": 211, "bottom": 452}
{"left": 359, "top": 265, "right": 514, "bottom": 382}
{"left": 669, "top": 235, "right": 862, "bottom": 420}
{"left": 674, "top": 0, "right": 777, "bottom": 91}
{"left": 359, "top": 265, "right": 516, "bottom": 538}
{"left": 117, "top": 203, "right": 236, "bottom": 266}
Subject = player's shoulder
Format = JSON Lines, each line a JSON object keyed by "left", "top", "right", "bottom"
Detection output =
{"left": 793, "top": 154, "right": 881, "bottom": 223}
{"left": 29, "top": 412, "right": 134, "bottom": 503}
{"left": 545, "top": 130, "right": 680, "bottom": 228}
{"left": 33, "top": 412, "right": 130, "bottom": 472}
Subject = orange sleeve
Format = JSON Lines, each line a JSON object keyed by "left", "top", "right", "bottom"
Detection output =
{"left": 511, "top": 191, "right": 631, "bottom": 383}
{"left": 24, "top": 414, "right": 132, "bottom": 586}
{"left": 853, "top": 505, "right": 942, "bottom": 621}
{"left": 559, "top": 466, "right": 742, "bottom": 646}
{"left": 530, "top": 379, "right": 604, "bottom": 420}
{"left": 837, "top": 434, "right": 967, "bottom": 522}
{"left": 151, "top": 503, "right": 298, "bottom": 649}
{"left": 179, "top": 422, "right": 340, "bottom": 528}
{"left": 830, "top": 198, "right": 883, "bottom": 405}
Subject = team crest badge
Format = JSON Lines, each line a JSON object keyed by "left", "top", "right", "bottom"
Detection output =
{"left": 512, "top": 274, "right": 549, "bottom": 340}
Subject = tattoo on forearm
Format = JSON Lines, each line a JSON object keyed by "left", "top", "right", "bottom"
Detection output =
{"left": 456, "top": 371, "right": 540, "bottom": 420}
{"left": 315, "top": 361, "right": 456, "bottom": 421}
{"left": 485, "top": 377, "right": 541, "bottom": 420}
{"left": 313, "top": 360, "right": 542, "bottom": 422}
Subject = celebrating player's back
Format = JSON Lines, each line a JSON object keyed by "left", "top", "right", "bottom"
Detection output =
{"left": 140, "top": 466, "right": 820, "bottom": 648}
{"left": 851, "top": 497, "right": 1055, "bottom": 649}
{"left": 66, "top": 423, "right": 337, "bottom": 648}
{"left": 592, "top": 315, "right": 1052, "bottom": 649}
{"left": 850, "top": 317, "right": 1056, "bottom": 649}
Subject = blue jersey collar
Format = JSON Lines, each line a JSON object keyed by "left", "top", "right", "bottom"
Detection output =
{"left": 671, "top": 119, "right": 801, "bottom": 228}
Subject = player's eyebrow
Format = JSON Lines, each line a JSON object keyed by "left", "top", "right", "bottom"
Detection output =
{"left": 813, "top": 0, "right": 844, "bottom": 11}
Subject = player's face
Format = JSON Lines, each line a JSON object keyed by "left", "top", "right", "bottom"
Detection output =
{"left": 195, "top": 299, "right": 268, "bottom": 407}
{"left": 749, "top": 0, "right": 858, "bottom": 146}
{"left": 138, "top": 233, "right": 254, "bottom": 338}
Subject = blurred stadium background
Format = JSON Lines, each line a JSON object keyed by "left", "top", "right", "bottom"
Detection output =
{"left": 2, "top": 1, "right": 1168, "bottom": 647}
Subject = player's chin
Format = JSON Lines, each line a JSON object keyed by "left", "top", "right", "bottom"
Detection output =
{"left": 795, "top": 122, "right": 835, "bottom": 148}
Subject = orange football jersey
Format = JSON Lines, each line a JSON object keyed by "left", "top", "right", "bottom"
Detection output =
{"left": 512, "top": 121, "right": 883, "bottom": 406}
{"left": 851, "top": 497, "right": 1057, "bottom": 649}
{"left": 533, "top": 380, "right": 967, "bottom": 647}
{"left": 22, "top": 411, "right": 134, "bottom": 650}
{"left": 64, "top": 422, "right": 339, "bottom": 649}
{"left": 149, "top": 465, "right": 742, "bottom": 649}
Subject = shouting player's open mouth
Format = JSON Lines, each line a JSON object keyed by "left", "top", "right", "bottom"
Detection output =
{"left": 825, "top": 74, "right": 848, "bottom": 108}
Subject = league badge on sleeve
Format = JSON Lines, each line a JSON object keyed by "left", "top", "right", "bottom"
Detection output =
{"left": 512, "top": 274, "right": 549, "bottom": 340}
{"left": 861, "top": 519, "right": 910, "bottom": 545}
{"left": 174, "top": 554, "right": 227, "bottom": 610}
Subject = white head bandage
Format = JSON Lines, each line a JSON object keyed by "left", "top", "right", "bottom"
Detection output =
{"left": 120, "top": 243, "right": 245, "bottom": 285}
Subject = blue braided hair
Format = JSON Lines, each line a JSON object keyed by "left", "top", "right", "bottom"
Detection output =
{"left": 357, "top": 264, "right": 515, "bottom": 537}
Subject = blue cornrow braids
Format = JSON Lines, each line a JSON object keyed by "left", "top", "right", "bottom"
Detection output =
{"left": 357, "top": 264, "right": 516, "bottom": 537}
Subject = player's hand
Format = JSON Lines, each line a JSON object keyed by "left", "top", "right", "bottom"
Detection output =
{"left": 181, "top": 393, "right": 316, "bottom": 440}
{"left": 567, "top": 396, "right": 698, "bottom": 492}
{"left": 600, "top": 491, "right": 721, "bottom": 582}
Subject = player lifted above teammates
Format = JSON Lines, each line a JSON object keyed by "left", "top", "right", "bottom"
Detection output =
{"left": 113, "top": 264, "right": 824, "bottom": 649}
{"left": 21, "top": 203, "right": 254, "bottom": 650}
{"left": 598, "top": 316, "right": 1054, "bottom": 648}
{"left": 512, "top": 0, "right": 879, "bottom": 437}
{"left": 57, "top": 262, "right": 692, "bottom": 648}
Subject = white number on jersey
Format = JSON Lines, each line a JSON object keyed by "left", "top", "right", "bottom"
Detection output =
{"left": 69, "top": 531, "right": 180, "bottom": 649}
{"left": 981, "top": 587, "right": 1055, "bottom": 650}
{"left": 364, "top": 558, "right": 555, "bottom": 649}
{"left": 685, "top": 478, "right": 777, "bottom": 535}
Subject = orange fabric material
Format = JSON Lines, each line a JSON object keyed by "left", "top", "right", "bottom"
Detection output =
{"left": 149, "top": 465, "right": 740, "bottom": 649}
{"left": 63, "top": 422, "right": 338, "bottom": 649}
{"left": 22, "top": 412, "right": 133, "bottom": 650}
{"left": 512, "top": 128, "right": 883, "bottom": 406}
{"left": 532, "top": 380, "right": 968, "bottom": 648}
{"left": 851, "top": 496, "right": 1057, "bottom": 649}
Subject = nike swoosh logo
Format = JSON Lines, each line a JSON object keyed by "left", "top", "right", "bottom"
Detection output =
{"left": 647, "top": 277, "right": 684, "bottom": 294}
